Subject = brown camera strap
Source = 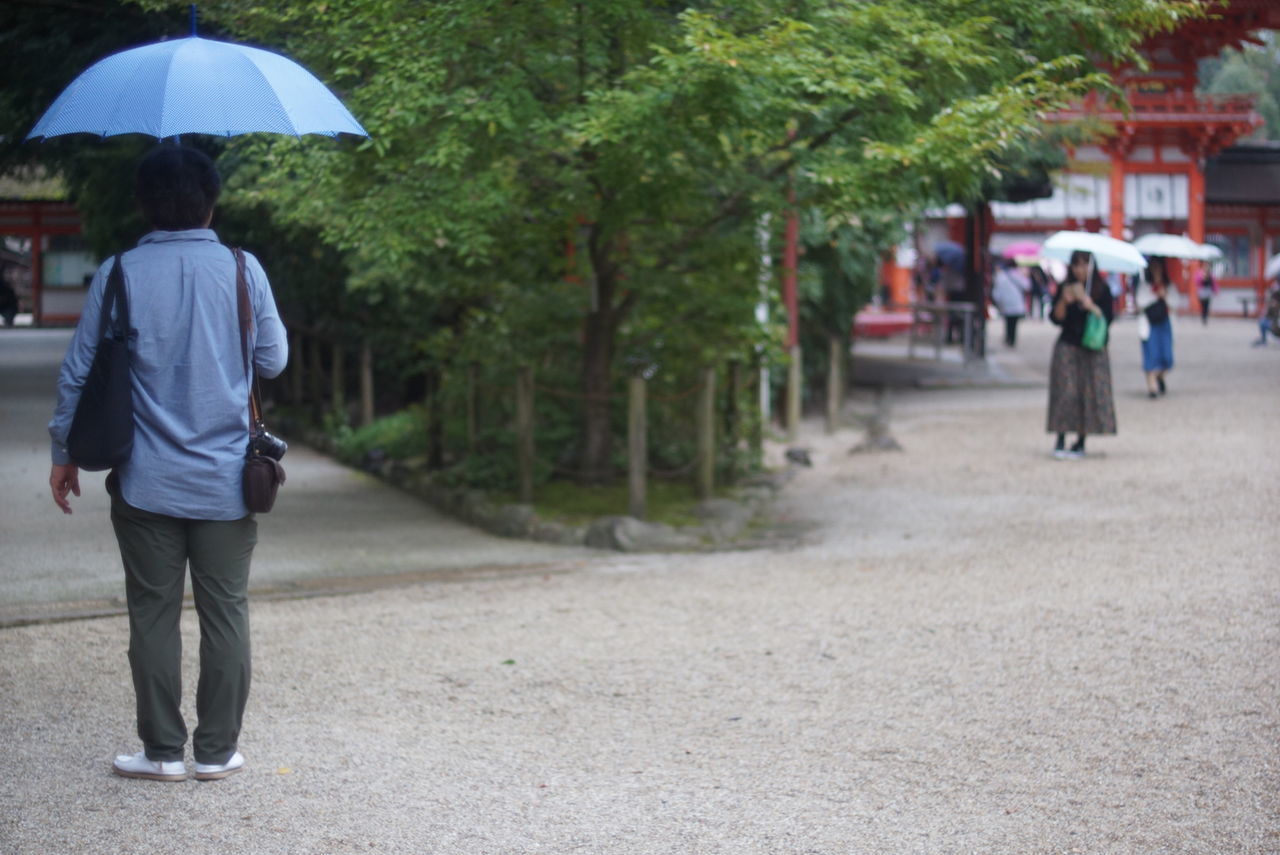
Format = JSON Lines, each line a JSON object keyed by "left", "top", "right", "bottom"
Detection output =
{"left": 232, "top": 248, "right": 263, "bottom": 425}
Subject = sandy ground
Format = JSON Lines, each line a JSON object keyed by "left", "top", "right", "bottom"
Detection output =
{"left": 2, "top": 316, "right": 1277, "bottom": 854}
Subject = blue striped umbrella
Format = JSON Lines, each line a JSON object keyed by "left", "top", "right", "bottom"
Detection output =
{"left": 26, "top": 35, "right": 367, "bottom": 140}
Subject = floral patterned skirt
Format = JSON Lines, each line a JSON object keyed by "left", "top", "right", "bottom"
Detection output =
{"left": 1046, "top": 339, "right": 1117, "bottom": 435}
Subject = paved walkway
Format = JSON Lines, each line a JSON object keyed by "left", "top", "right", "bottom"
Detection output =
{"left": 0, "top": 330, "right": 594, "bottom": 624}
{"left": 1, "top": 316, "right": 1276, "bottom": 854}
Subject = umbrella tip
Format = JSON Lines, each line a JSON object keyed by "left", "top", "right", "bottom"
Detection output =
{"left": 190, "top": 4, "right": 197, "bottom": 36}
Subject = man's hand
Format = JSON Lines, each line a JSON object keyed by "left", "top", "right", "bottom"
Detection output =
{"left": 50, "top": 463, "right": 80, "bottom": 515}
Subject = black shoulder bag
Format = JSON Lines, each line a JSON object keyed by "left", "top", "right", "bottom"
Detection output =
{"left": 66, "top": 255, "right": 134, "bottom": 471}
{"left": 234, "top": 248, "right": 287, "bottom": 513}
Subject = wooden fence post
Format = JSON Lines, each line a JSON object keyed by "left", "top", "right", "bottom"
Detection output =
{"left": 696, "top": 366, "right": 716, "bottom": 500}
{"left": 359, "top": 341, "right": 374, "bottom": 427}
{"left": 825, "top": 334, "right": 842, "bottom": 435}
{"left": 727, "top": 360, "right": 743, "bottom": 479}
{"left": 786, "top": 344, "right": 802, "bottom": 441}
{"left": 289, "top": 330, "right": 304, "bottom": 404}
{"left": 331, "top": 342, "right": 345, "bottom": 412}
{"left": 427, "top": 367, "right": 444, "bottom": 469}
{"left": 752, "top": 352, "right": 766, "bottom": 465}
{"left": 628, "top": 375, "right": 647, "bottom": 519}
{"left": 466, "top": 362, "right": 478, "bottom": 453}
{"left": 515, "top": 365, "right": 535, "bottom": 503}
{"left": 308, "top": 334, "right": 324, "bottom": 407}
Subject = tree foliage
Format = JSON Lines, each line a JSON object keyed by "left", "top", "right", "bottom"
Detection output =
{"left": 10, "top": 0, "right": 1194, "bottom": 485}
{"left": 167, "top": 0, "right": 1187, "bottom": 478}
{"left": 1198, "top": 31, "right": 1280, "bottom": 141}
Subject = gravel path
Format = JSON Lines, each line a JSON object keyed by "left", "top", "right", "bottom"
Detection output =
{"left": 2, "top": 317, "right": 1277, "bottom": 854}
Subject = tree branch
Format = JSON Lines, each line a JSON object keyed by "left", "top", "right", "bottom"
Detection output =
{"left": 651, "top": 104, "right": 867, "bottom": 272}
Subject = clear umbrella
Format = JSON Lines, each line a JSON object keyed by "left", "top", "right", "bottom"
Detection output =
{"left": 1133, "top": 233, "right": 1220, "bottom": 262}
{"left": 1042, "top": 231, "right": 1146, "bottom": 274}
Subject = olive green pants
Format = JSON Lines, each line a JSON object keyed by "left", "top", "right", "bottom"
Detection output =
{"left": 109, "top": 490, "right": 257, "bottom": 765}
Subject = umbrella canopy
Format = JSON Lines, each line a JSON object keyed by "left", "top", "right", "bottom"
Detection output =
{"left": 1041, "top": 230, "right": 1146, "bottom": 275}
{"left": 932, "top": 240, "right": 965, "bottom": 272}
{"left": 1266, "top": 253, "right": 1280, "bottom": 280}
{"left": 26, "top": 36, "right": 367, "bottom": 140}
{"left": 1133, "top": 233, "right": 1220, "bottom": 261}
{"left": 1197, "top": 242, "right": 1224, "bottom": 261}
{"left": 1000, "top": 240, "right": 1041, "bottom": 260}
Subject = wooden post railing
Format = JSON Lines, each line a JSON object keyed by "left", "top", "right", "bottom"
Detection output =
{"left": 515, "top": 366, "right": 535, "bottom": 503}
{"left": 696, "top": 366, "right": 716, "bottom": 500}
{"left": 628, "top": 375, "right": 647, "bottom": 519}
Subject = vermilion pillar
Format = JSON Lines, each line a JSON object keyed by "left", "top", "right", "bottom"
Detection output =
{"left": 1109, "top": 153, "right": 1126, "bottom": 239}
{"left": 1187, "top": 160, "right": 1206, "bottom": 316}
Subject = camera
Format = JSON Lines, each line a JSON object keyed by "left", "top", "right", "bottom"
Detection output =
{"left": 249, "top": 426, "right": 288, "bottom": 461}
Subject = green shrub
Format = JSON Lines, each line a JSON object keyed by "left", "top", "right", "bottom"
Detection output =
{"left": 332, "top": 405, "right": 429, "bottom": 464}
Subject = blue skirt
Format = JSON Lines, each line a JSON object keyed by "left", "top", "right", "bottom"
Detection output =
{"left": 1141, "top": 320, "right": 1174, "bottom": 372}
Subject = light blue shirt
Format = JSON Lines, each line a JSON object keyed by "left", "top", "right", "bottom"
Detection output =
{"left": 49, "top": 230, "right": 288, "bottom": 520}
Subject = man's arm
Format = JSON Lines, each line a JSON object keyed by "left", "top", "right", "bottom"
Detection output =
{"left": 244, "top": 252, "right": 288, "bottom": 379}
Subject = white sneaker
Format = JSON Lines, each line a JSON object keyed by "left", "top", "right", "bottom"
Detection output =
{"left": 112, "top": 751, "right": 186, "bottom": 782}
{"left": 193, "top": 751, "right": 244, "bottom": 781}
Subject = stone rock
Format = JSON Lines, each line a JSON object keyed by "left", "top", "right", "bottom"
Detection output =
{"left": 492, "top": 504, "right": 537, "bottom": 539}
{"left": 784, "top": 447, "right": 813, "bottom": 467}
{"left": 585, "top": 516, "right": 699, "bottom": 552}
{"left": 529, "top": 520, "right": 586, "bottom": 546}
{"left": 693, "top": 499, "right": 755, "bottom": 542}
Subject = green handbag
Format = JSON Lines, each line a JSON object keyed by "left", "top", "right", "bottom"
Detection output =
{"left": 1081, "top": 311, "right": 1107, "bottom": 351}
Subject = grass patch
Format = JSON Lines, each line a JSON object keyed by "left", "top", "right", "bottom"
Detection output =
{"left": 501, "top": 479, "right": 728, "bottom": 528}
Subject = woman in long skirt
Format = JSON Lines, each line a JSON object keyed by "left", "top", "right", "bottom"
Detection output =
{"left": 1046, "top": 251, "right": 1116, "bottom": 459}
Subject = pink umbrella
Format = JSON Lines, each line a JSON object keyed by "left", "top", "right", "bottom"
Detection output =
{"left": 1000, "top": 240, "right": 1042, "bottom": 260}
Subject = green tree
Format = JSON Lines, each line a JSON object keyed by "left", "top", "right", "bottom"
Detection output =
{"left": 129, "top": 0, "right": 1191, "bottom": 483}
{"left": 1198, "top": 32, "right": 1280, "bottom": 141}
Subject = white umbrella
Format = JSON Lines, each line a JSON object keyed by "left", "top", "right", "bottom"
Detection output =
{"left": 1266, "top": 253, "right": 1280, "bottom": 280}
{"left": 1133, "top": 233, "right": 1220, "bottom": 261}
{"left": 1197, "top": 242, "right": 1224, "bottom": 261}
{"left": 1042, "top": 231, "right": 1147, "bottom": 275}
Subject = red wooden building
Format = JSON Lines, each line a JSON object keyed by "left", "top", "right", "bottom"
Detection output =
{"left": 0, "top": 200, "right": 91, "bottom": 326}
{"left": 895, "top": 0, "right": 1280, "bottom": 317}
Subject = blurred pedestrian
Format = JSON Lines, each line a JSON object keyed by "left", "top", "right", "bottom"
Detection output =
{"left": 1028, "top": 265, "right": 1050, "bottom": 320}
{"left": 1138, "top": 258, "right": 1174, "bottom": 398}
{"left": 1046, "top": 251, "right": 1116, "bottom": 459}
{"left": 1194, "top": 263, "right": 1217, "bottom": 325}
{"left": 1252, "top": 279, "right": 1280, "bottom": 347}
{"left": 0, "top": 279, "right": 17, "bottom": 327}
{"left": 47, "top": 145, "right": 288, "bottom": 782}
{"left": 991, "top": 259, "right": 1028, "bottom": 347}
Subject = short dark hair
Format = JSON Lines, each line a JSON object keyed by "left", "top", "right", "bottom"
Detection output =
{"left": 135, "top": 145, "right": 221, "bottom": 230}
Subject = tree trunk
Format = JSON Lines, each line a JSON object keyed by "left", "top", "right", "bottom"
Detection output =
{"left": 577, "top": 230, "right": 626, "bottom": 483}
{"left": 426, "top": 366, "right": 444, "bottom": 470}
